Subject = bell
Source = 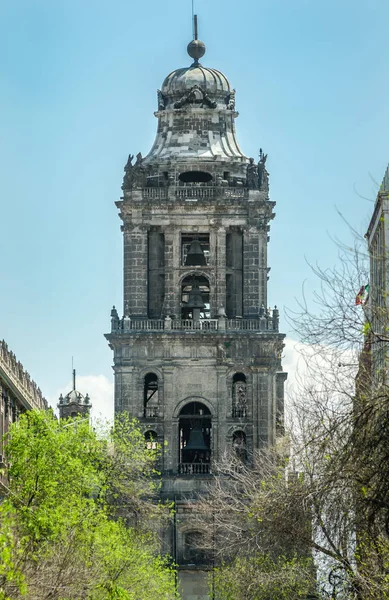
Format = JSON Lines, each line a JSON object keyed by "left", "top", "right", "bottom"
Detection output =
{"left": 185, "top": 426, "right": 208, "bottom": 451}
{"left": 185, "top": 240, "right": 206, "bottom": 266}
{"left": 186, "top": 283, "right": 205, "bottom": 309}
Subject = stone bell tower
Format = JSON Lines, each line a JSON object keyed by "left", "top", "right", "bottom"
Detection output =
{"left": 106, "top": 18, "right": 286, "bottom": 599}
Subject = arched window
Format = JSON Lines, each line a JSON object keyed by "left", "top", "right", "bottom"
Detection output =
{"left": 232, "top": 373, "right": 247, "bottom": 418}
{"left": 181, "top": 275, "right": 210, "bottom": 319}
{"left": 232, "top": 430, "right": 247, "bottom": 463}
{"left": 144, "top": 430, "right": 158, "bottom": 450}
{"left": 178, "top": 401, "right": 211, "bottom": 474}
{"left": 144, "top": 373, "right": 159, "bottom": 418}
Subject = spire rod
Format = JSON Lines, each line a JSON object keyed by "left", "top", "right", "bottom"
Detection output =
{"left": 73, "top": 368, "right": 76, "bottom": 391}
{"left": 194, "top": 14, "right": 198, "bottom": 40}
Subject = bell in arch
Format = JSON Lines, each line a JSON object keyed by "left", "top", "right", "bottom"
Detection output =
{"left": 185, "top": 239, "right": 206, "bottom": 266}
{"left": 186, "top": 282, "right": 205, "bottom": 320}
{"left": 186, "top": 283, "right": 205, "bottom": 310}
{"left": 185, "top": 426, "right": 208, "bottom": 451}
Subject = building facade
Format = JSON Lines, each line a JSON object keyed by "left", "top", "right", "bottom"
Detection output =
{"left": 365, "top": 164, "right": 389, "bottom": 383}
{"left": 0, "top": 340, "right": 48, "bottom": 490}
{"left": 106, "top": 26, "right": 287, "bottom": 600}
{"left": 58, "top": 369, "right": 91, "bottom": 420}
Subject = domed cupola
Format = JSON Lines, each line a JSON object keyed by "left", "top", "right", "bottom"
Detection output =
{"left": 58, "top": 369, "right": 91, "bottom": 420}
{"left": 120, "top": 16, "right": 252, "bottom": 190}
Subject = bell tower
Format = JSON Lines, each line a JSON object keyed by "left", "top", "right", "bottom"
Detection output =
{"left": 106, "top": 19, "right": 287, "bottom": 599}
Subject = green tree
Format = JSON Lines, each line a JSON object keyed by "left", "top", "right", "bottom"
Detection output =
{"left": 213, "top": 554, "right": 314, "bottom": 600}
{"left": 0, "top": 410, "right": 178, "bottom": 600}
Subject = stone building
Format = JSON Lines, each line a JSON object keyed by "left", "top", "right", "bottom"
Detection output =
{"left": 365, "top": 163, "right": 389, "bottom": 383}
{"left": 106, "top": 21, "right": 287, "bottom": 599}
{"left": 58, "top": 369, "right": 91, "bottom": 420}
{"left": 0, "top": 339, "right": 48, "bottom": 491}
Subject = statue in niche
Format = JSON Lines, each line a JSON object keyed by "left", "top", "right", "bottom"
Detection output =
{"left": 233, "top": 382, "right": 247, "bottom": 417}
{"left": 227, "top": 89, "right": 236, "bottom": 110}
{"left": 246, "top": 157, "right": 258, "bottom": 189}
{"left": 258, "top": 148, "right": 269, "bottom": 192}
{"left": 157, "top": 89, "right": 166, "bottom": 111}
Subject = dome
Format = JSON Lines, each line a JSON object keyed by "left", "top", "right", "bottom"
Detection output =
{"left": 162, "top": 64, "right": 231, "bottom": 98}
{"left": 65, "top": 389, "right": 84, "bottom": 405}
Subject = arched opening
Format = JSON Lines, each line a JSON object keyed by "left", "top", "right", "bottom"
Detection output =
{"left": 232, "top": 430, "right": 247, "bottom": 463}
{"left": 144, "top": 373, "right": 159, "bottom": 418}
{"left": 232, "top": 373, "right": 247, "bottom": 418}
{"left": 178, "top": 401, "right": 211, "bottom": 474}
{"left": 179, "top": 171, "right": 213, "bottom": 184}
{"left": 183, "top": 530, "right": 209, "bottom": 565}
{"left": 144, "top": 430, "right": 158, "bottom": 450}
{"left": 181, "top": 275, "right": 210, "bottom": 319}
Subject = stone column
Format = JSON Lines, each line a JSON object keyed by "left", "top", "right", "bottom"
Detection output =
{"left": 215, "top": 227, "right": 226, "bottom": 316}
{"left": 243, "top": 227, "right": 260, "bottom": 318}
{"left": 123, "top": 225, "right": 148, "bottom": 317}
{"left": 163, "top": 231, "right": 175, "bottom": 317}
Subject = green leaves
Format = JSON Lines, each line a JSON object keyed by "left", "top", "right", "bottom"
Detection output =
{"left": 213, "top": 554, "right": 314, "bottom": 600}
{"left": 0, "top": 411, "right": 177, "bottom": 600}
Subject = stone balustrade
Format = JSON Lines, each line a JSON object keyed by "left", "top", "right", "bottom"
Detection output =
{"left": 0, "top": 340, "right": 47, "bottom": 411}
{"left": 111, "top": 315, "right": 279, "bottom": 334}
{"left": 178, "top": 463, "right": 211, "bottom": 475}
{"left": 124, "top": 186, "right": 249, "bottom": 202}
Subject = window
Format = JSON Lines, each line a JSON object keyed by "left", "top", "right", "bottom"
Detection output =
{"left": 145, "top": 430, "right": 158, "bottom": 450}
{"left": 232, "top": 373, "right": 247, "bottom": 418}
{"left": 144, "top": 373, "right": 159, "bottom": 418}
{"left": 181, "top": 233, "right": 210, "bottom": 266}
{"left": 178, "top": 402, "right": 211, "bottom": 474}
{"left": 183, "top": 530, "right": 209, "bottom": 564}
{"left": 179, "top": 171, "right": 212, "bottom": 183}
{"left": 181, "top": 275, "right": 210, "bottom": 319}
{"left": 232, "top": 430, "right": 247, "bottom": 463}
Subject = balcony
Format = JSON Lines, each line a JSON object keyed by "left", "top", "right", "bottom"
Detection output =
{"left": 110, "top": 315, "right": 279, "bottom": 334}
{"left": 178, "top": 463, "right": 211, "bottom": 475}
{"left": 124, "top": 186, "right": 250, "bottom": 203}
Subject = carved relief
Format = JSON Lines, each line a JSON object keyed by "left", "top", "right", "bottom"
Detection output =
{"left": 122, "top": 152, "right": 146, "bottom": 190}
{"left": 227, "top": 89, "right": 236, "bottom": 110}
{"left": 157, "top": 89, "right": 166, "bottom": 110}
{"left": 174, "top": 85, "right": 217, "bottom": 109}
{"left": 232, "top": 381, "right": 247, "bottom": 417}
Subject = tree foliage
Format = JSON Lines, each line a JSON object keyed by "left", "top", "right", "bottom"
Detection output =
{"left": 197, "top": 241, "right": 389, "bottom": 599}
{"left": 0, "top": 410, "right": 178, "bottom": 600}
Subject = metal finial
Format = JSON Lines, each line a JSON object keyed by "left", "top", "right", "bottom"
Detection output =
{"left": 72, "top": 368, "right": 76, "bottom": 391}
{"left": 187, "top": 14, "right": 206, "bottom": 64}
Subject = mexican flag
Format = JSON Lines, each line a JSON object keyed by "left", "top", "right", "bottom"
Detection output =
{"left": 355, "top": 284, "right": 369, "bottom": 306}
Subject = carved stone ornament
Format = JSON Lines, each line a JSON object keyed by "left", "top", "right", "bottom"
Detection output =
{"left": 122, "top": 152, "right": 146, "bottom": 190}
{"left": 227, "top": 89, "right": 236, "bottom": 110}
{"left": 246, "top": 158, "right": 258, "bottom": 189}
{"left": 257, "top": 148, "right": 269, "bottom": 192}
{"left": 157, "top": 89, "right": 166, "bottom": 111}
{"left": 174, "top": 85, "right": 217, "bottom": 109}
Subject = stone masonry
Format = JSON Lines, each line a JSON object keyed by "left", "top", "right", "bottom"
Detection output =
{"left": 106, "top": 26, "right": 287, "bottom": 600}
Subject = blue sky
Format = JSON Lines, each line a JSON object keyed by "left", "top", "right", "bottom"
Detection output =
{"left": 1, "top": 0, "right": 388, "bottom": 415}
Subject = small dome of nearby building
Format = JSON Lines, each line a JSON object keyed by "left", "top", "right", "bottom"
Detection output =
{"left": 58, "top": 369, "right": 91, "bottom": 420}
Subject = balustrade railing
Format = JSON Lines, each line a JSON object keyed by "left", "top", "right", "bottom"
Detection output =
{"left": 0, "top": 340, "right": 47, "bottom": 411}
{"left": 112, "top": 316, "right": 278, "bottom": 333}
{"left": 130, "top": 187, "right": 249, "bottom": 202}
{"left": 144, "top": 406, "right": 159, "bottom": 418}
{"left": 171, "top": 319, "right": 218, "bottom": 331}
{"left": 178, "top": 463, "right": 211, "bottom": 475}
